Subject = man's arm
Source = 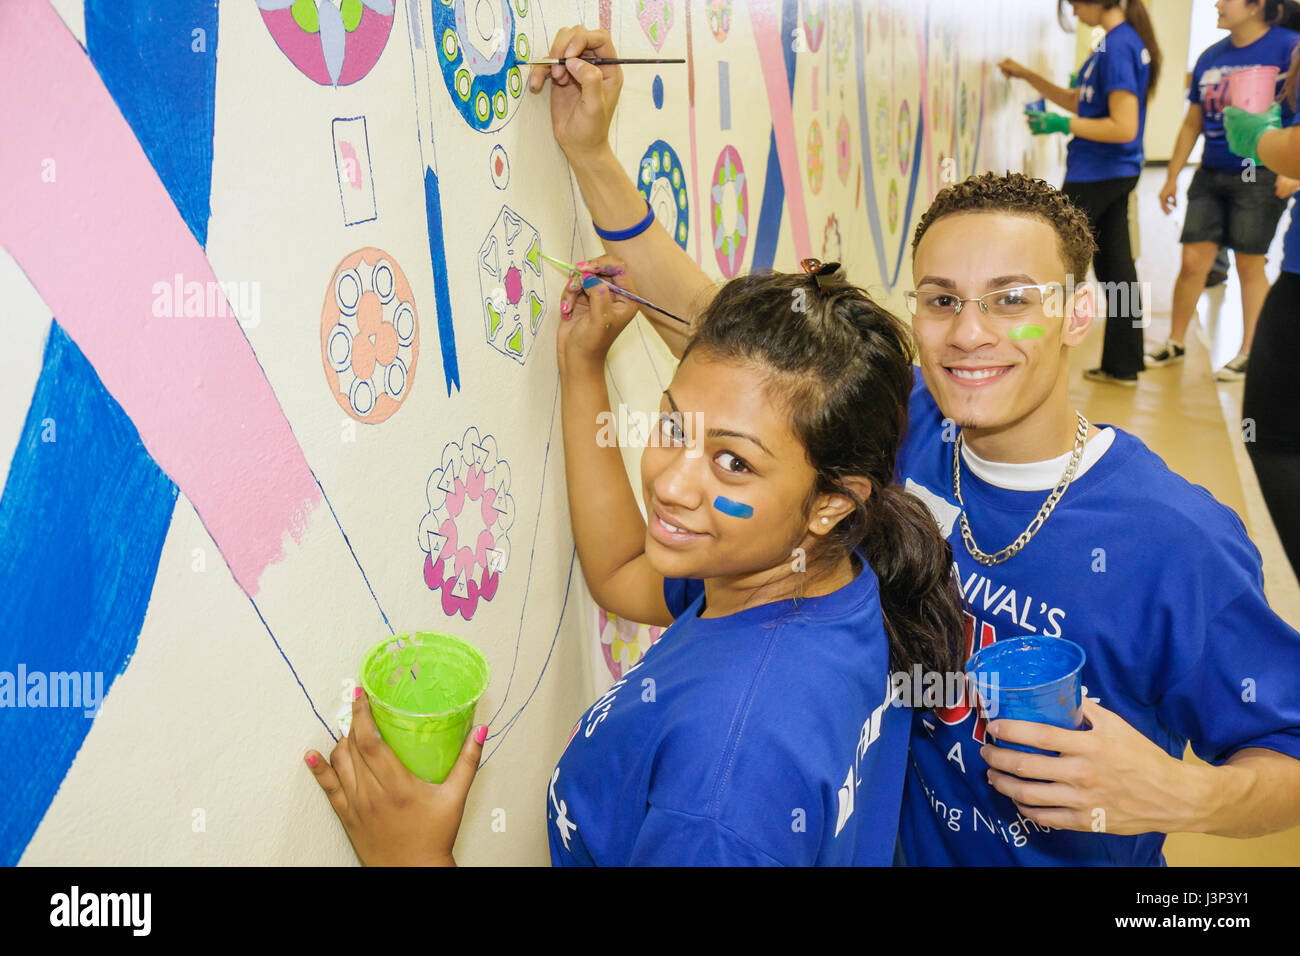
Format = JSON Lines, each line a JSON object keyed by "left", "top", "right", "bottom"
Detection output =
{"left": 1185, "top": 747, "right": 1300, "bottom": 838}
{"left": 1257, "top": 124, "right": 1300, "bottom": 178}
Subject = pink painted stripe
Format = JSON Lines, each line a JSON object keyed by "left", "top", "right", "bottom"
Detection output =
{"left": 747, "top": 0, "right": 812, "bottom": 261}
{"left": 917, "top": 28, "right": 935, "bottom": 201}
{"left": 686, "top": 0, "right": 702, "bottom": 266}
{"left": 0, "top": 3, "right": 320, "bottom": 597}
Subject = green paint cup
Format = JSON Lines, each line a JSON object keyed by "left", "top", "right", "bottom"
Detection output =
{"left": 360, "top": 632, "right": 490, "bottom": 783}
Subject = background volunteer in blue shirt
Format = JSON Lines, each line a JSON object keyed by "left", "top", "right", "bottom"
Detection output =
{"left": 1148, "top": 0, "right": 1300, "bottom": 381}
{"left": 304, "top": 257, "right": 966, "bottom": 861}
{"left": 896, "top": 171, "right": 1300, "bottom": 865}
{"left": 998, "top": 0, "right": 1161, "bottom": 388}
{"left": 1223, "top": 48, "right": 1300, "bottom": 584}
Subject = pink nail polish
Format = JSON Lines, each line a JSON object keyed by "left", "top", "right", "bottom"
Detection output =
{"left": 475, "top": 725, "right": 488, "bottom": 744}
{"left": 575, "top": 260, "right": 589, "bottom": 270}
{"left": 560, "top": 300, "right": 570, "bottom": 314}
{"left": 353, "top": 685, "right": 362, "bottom": 700}
{"left": 305, "top": 753, "right": 318, "bottom": 768}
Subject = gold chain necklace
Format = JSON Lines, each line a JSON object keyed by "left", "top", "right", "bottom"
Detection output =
{"left": 953, "top": 412, "right": 1090, "bottom": 566}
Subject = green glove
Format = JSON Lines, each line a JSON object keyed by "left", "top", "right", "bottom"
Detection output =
{"left": 1025, "top": 109, "right": 1071, "bottom": 136}
{"left": 1223, "top": 103, "right": 1282, "bottom": 164}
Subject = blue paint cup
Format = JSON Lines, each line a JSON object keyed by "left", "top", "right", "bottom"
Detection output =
{"left": 1025, "top": 97, "right": 1046, "bottom": 114}
{"left": 967, "top": 636, "right": 1086, "bottom": 756}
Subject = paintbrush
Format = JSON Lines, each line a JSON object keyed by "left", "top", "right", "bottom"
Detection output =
{"left": 540, "top": 251, "right": 690, "bottom": 326}
{"left": 521, "top": 57, "right": 686, "bottom": 66}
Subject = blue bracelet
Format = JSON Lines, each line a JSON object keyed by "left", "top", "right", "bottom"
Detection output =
{"left": 593, "top": 200, "right": 656, "bottom": 241}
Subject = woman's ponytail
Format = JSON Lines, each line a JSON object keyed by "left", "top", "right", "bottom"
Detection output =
{"left": 860, "top": 484, "right": 964, "bottom": 677}
{"left": 1123, "top": 0, "right": 1163, "bottom": 98}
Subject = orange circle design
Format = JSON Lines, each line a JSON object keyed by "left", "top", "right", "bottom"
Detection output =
{"left": 320, "top": 247, "right": 419, "bottom": 424}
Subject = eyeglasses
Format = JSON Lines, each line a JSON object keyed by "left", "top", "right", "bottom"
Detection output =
{"left": 902, "top": 283, "right": 1065, "bottom": 319}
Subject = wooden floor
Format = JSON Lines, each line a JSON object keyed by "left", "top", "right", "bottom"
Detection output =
{"left": 1070, "top": 171, "right": 1300, "bottom": 864}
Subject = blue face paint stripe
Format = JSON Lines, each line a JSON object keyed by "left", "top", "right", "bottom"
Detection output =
{"left": 713, "top": 496, "right": 754, "bottom": 519}
{"left": 0, "top": 323, "right": 179, "bottom": 866}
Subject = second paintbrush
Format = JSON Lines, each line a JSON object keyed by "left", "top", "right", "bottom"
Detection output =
{"left": 520, "top": 57, "right": 685, "bottom": 66}
{"left": 540, "top": 251, "right": 690, "bottom": 326}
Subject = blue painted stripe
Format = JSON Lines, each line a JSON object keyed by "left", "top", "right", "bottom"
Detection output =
{"left": 751, "top": 0, "right": 799, "bottom": 272}
{"left": 85, "top": 0, "right": 220, "bottom": 248}
{"left": 751, "top": 129, "right": 785, "bottom": 271}
{"left": 890, "top": 108, "right": 928, "bottom": 288}
{"left": 424, "top": 166, "right": 462, "bottom": 395}
{"left": 853, "top": 2, "right": 889, "bottom": 284}
{"left": 0, "top": 323, "right": 178, "bottom": 865}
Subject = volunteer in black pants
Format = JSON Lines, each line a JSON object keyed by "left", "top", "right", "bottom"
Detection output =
{"left": 999, "top": 0, "right": 1160, "bottom": 386}
{"left": 1225, "top": 60, "right": 1300, "bottom": 580}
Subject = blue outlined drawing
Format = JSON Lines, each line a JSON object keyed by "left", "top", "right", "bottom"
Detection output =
{"left": 478, "top": 205, "right": 545, "bottom": 365}
{"left": 636, "top": 140, "right": 690, "bottom": 251}
{"left": 332, "top": 116, "right": 379, "bottom": 226}
{"left": 431, "top": 0, "right": 530, "bottom": 133}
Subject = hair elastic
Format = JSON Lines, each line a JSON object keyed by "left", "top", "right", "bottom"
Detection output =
{"left": 593, "top": 200, "right": 657, "bottom": 242}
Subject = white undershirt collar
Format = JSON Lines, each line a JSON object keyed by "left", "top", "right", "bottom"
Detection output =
{"left": 960, "top": 427, "right": 1116, "bottom": 492}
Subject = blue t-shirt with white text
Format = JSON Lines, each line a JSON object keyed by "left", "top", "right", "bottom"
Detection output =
{"left": 895, "top": 368, "right": 1300, "bottom": 866}
{"left": 1066, "top": 22, "right": 1150, "bottom": 182}
{"left": 547, "top": 555, "right": 908, "bottom": 866}
{"left": 1189, "top": 27, "right": 1300, "bottom": 172}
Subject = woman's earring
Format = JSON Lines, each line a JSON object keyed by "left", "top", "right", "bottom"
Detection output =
{"left": 821, "top": 517, "right": 829, "bottom": 524}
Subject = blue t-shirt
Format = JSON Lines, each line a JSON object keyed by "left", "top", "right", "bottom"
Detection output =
{"left": 1066, "top": 22, "right": 1150, "bottom": 182}
{"left": 1190, "top": 26, "right": 1300, "bottom": 172}
{"left": 1282, "top": 202, "right": 1300, "bottom": 274}
{"left": 1278, "top": 111, "right": 1300, "bottom": 274}
{"left": 546, "top": 555, "right": 908, "bottom": 865}
{"left": 895, "top": 369, "right": 1300, "bottom": 866}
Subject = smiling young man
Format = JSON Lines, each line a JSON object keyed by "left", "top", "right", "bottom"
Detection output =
{"left": 895, "top": 171, "right": 1300, "bottom": 865}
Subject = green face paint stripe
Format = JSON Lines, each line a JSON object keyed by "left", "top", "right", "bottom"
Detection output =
{"left": 1009, "top": 325, "right": 1045, "bottom": 340}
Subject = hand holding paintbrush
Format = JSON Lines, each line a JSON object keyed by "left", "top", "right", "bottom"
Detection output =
{"left": 542, "top": 251, "right": 689, "bottom": 326}
{"left": 554, "top": 254, "right": 649, "bottom": 373}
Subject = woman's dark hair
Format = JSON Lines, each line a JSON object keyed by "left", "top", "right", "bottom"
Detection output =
{"left": 1058, "top": 0, "right": 1163, "bottom": 99}
{"left": 1250, "top": 0, "right": 1288, "bottom": 24}
{"left": 679, "top": 271, "right": 964, "bottom": 677}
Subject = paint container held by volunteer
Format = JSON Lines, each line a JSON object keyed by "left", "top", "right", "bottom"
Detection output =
{"left": 360, "top": 631, "right": 490, "bottom": 783}
{"left": 967, "top": 636, "right": 1086, "bottom": 756}
{"left": 1226, "top": 66, "right": 1280, "bottom": 114}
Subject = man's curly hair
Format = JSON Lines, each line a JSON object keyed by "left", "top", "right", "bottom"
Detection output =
{"left": 911, "top": 171, "right": 1097, "bottom": 280}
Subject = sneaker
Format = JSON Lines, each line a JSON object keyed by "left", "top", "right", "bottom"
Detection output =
{"left": 1215, "top": 352, "right": 1249, "bottom": 381}
{"left": 1145, "top": 340, "right": 1186, "bottom": 367}
{"left": 1205, "top": 269, "right": 1229, "bottom": 288}
{"left": 1084, "top": 367, "right": 1139, "bottom": 387}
